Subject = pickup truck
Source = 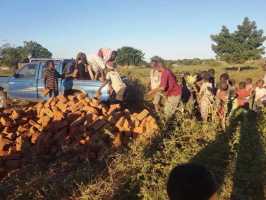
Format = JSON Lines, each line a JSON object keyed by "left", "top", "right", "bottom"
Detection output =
{"left": 0, "top": 58, "right": 109, "bottom": 103}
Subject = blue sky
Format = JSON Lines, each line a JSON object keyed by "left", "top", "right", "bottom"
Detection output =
{"left": 0, "top": 0, "right": 265, "bottom": 59}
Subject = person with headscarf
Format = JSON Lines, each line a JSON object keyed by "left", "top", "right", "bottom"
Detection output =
{"left": 75, "top": 52, "right": 89, "bottom": 80}
{"left": 87, "top": 48, "right": 117, "bottom": 81}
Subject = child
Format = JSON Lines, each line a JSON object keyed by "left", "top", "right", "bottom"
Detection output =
{"left": 236, "top": 81, "right": 250, "bottom": 108}
{"left": 44, "top": 60, "right": 61, "bottom": 98}
{"left": 254, "top": 79, "right": 266, "bottom": 108}
{"left": 98, "top": 65, "right": 126, "bottom": 102}
{"left": 216, "top": 81, "right": 229, "bottom": 127}
{"left": 219, "top": 73, "right": 230, "bottom": 83}
{"left": 208, "top": 69, "right": 216, "bottom": 95}
{"left": 167, "top": 163, "right": 218, "bottom": 200}
{"left": 199, "top": 72, "right": 214, "bottom": 121}
{"left": 246, "top": 78, "right": 254, "bottom": 95}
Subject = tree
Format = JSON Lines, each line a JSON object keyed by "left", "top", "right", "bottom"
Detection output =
{"left": 0, "top": 46, "right": 24, "bottom": 67}
{"left": 23, "top": 41, "right": 52, "bottom": 58}
{"left": 211, "top": 17, "right": 266, "bottom": 64}
{"left": 116, "top": 46, "right": 145, "bottom": 66}
{"left": 0, "top": 41, "right": 52, "bottom": 67}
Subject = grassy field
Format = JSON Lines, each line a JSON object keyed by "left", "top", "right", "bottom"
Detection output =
{"left": 119, "top": 59, "right": 265, "bottom": 86}
{"left": 0, "top": 61, "right": 266, "bottom": 200}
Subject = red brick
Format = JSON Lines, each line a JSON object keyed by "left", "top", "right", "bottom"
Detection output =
{"left": 135, "top": 109, "right": 149, "bottom": 121}
{"left": 108, "top": 104, "right": 121, "bottom": 115}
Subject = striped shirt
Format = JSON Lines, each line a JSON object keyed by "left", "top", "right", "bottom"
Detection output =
{"left": 44, "top": 68, "right": 60, "bottom": 90}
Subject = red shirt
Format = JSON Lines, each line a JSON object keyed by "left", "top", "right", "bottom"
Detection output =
{"left": 236, "top": 89, "right": 250, "bottom": 106}
{"left": 160, "top": 68, "right": 181, "bottom": 96}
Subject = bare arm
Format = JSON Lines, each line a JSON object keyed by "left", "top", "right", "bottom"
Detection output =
{"left": 98, "top": 80, "right": 109, "bottom": 93}
{"left": 87, "top": 64, "right": 95, "bottom": 80}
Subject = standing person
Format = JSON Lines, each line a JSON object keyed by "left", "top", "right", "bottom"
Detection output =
{"left": 44, "top": 60, "right": 61, "bottom": 98}
{"left": 148, "top": 56, "right": 182, "bottom": 119}
{"left": 216, "top": 81, "right": 229, "bottom": 128}
{"left": 236, "top": 81, "right": 250, "bottom": 108}
{"left": 75, "top": 52, "right": 89, "bottom": 80}
{"left": 149, "top": 64, "right": 162, "bottom": 112}
{"left": 246, "top": 78, "right": 255, "bottom": 109}
{"left": 199, "top": 72, "right": 214, "bottom": 121}
{"left": 97, "top": 64, "right": 126, "bottom": 103}
{"left": 63, "top": 60, "right": 75, "bottom": 96}
{"left": 219, "top": 73, "right": 237, "bottom": 113}
{"left": 254, "top": 79, "right": 266, "bottom": 109}
{"left": 246, "top": 78, "right": 254, "bottom": 95}
{"left": 208, "top": 69, "right": 216, "bottom": 95}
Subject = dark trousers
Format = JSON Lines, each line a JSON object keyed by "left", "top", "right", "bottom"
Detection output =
{"left": 64, "top": 89, "right": 73, "bottom": 97}
{"left": 48, "top": 89, "right": 58, "bottom": 98}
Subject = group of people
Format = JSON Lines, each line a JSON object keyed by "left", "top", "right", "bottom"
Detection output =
{"left": 44, "top": 48, "right": 127, "bottom": 102}
{"left": 148, "top": 57, "right": 266, "bottom": 125}
{"left": 44, "top": 50, "right": 266, "bottom": 126}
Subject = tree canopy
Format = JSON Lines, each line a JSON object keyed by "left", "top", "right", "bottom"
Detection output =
{"left": 211, "top": 17, "right": 266, "bottom": 64}
{"left": 116, "top": 46, "right": 145, "bottom": 66}
{"left": 0, "top": 41, "right": 52, "bottom": 67}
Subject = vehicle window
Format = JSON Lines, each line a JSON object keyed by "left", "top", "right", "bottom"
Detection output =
{"left": 17, "top": 64, "right": 36, "bottom": 78}
{"left": 41, "top": 62, "right": 61, "bottom": 78}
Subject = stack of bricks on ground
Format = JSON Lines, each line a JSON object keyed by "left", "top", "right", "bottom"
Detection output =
{"left": 0, "top": 94, "right": 158, "bottom": 170}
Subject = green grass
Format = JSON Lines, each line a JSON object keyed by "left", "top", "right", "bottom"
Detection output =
{"left": 76, "top": 109, "right": 266, "bottom": 200}
{"left": 119, "top": 59, "right": 265, "bottom": 86}
{"left": 0, "top": 61, "right": 266, "bottom": 200}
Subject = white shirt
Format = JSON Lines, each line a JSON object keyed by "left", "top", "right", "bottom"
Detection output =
{"left": 255, "top": 87, "right": 266, "bottom": 101}
{"left": 87, "top": 55, "right": 106, "bottom": 73}
{"left": 150, "top": 69, "right": 161, "bottom": 90}
{"left": 106, "top": 71, "right": 126, "bottom": 93}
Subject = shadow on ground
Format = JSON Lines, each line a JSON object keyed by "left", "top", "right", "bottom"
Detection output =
{"left": 190, "top": 108, "right": 265, "bottom": 199}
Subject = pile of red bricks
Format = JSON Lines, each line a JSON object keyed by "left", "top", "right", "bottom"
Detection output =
{"left": 0, "top": 94, "right": 158, "bottom": 172}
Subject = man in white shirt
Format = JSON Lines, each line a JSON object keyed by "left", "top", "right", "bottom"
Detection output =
{"left": 97, "top": 65, "right": 126, "bottom": 102}
{"left": 150, "top": 68, "right": 161, "bottom": 89}
{"left": 149, "top": 57, "right": 162, "bottom": 112}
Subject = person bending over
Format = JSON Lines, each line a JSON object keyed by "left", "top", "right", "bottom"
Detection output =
{"left": 148, "top": 56, "right": 182, "bottom": 119}
{"left": 97, "top": 64, "right": 126, "bottom": 103}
